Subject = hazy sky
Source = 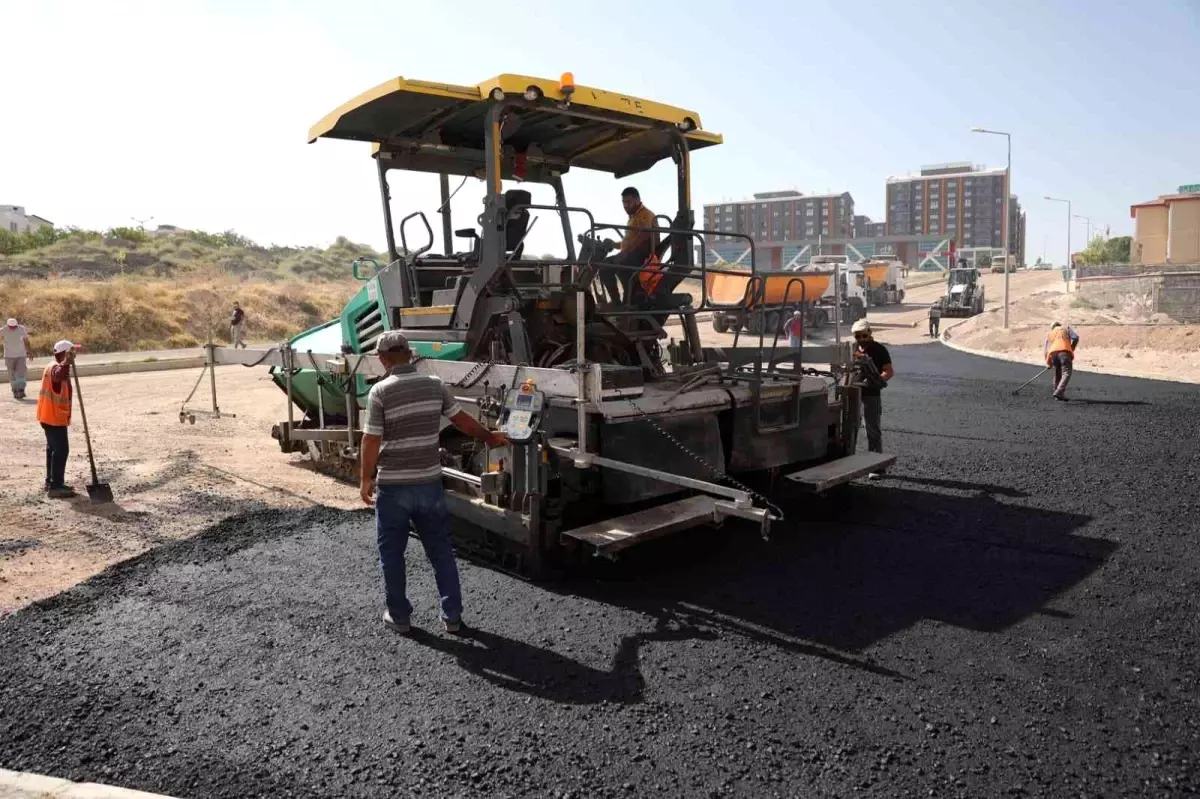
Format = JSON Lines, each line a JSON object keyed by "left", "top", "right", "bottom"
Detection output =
{"left": 3, "top": 0, "right": 1197, "bottom": 264}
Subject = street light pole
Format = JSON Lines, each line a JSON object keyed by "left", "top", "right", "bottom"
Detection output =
{"left": 1074, "top": 214, "right": 1092, "bottom": 246}
{"left": 972, "top": 127, "right": 1011, "bottom": 328}
{"left": 1046, "top": 196, "right": 1071, "bottom": 271}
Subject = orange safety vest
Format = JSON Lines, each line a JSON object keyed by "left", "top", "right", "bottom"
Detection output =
{"left": 1045, "top": 327, "right": 1074, "bottom": 364}
{"left": 636, "top": 253, "right": 665, "bottom": 297}
{"left": 36, "top": 365, "right": 72, "bottom": 426}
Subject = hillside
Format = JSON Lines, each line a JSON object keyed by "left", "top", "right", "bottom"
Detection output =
{"left": 0, "top": 228, "right": 384, "bottom": 282}
{"left": 0, "top": 228, "right": 376, "bottom": 354}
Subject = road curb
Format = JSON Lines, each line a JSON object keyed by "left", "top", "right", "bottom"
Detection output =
{"left": 939, "top": 319, "right": 1199, "bottom": 385}
{"left": 0, "top": 768, "right": 179, "bottom": 799}
{"left": 0, "top": 357, "right": 206, "bottom": 385}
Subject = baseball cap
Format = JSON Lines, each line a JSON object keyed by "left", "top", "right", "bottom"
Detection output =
{"left": 851, "top": 319, "right": 871, "bottom": 335}
{"left": 53, "top": 340, "right": 75, "bottom": 354}
{"left": 374, "top": 331, "right": 410, "bottom": 353}
{"left": 6, "top": 318, "right": 16, "bottom": 327}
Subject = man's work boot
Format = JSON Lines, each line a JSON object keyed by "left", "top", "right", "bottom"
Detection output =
{"left": 47, "top": 487, "right": 77, "bottom": 499}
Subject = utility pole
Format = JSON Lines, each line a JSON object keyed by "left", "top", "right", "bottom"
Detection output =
{"left": 131, "top": 216, "right": 154, "bottom": 231}
{"left": 972, "top": 127, "right": 1012, "bottom": 328}
{"left": 1046, "top": 196, "right": 1072, "bottom": 270}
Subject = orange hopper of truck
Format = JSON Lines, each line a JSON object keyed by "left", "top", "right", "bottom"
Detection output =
{"left": 704, "top": 268, "right": 832, "bottom": 307}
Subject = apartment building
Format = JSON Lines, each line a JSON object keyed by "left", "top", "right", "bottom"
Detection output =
{"left": 703, "top": 190, "right": 855, "bottom": 246}
{"left": 853, "top": 215, "right": 887, "bottom": 238}
{"left": 885, "top": 163, "right": 1021, "bottom": 256}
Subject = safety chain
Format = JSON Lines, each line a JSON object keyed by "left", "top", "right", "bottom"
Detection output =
{"left": 621, "top": 395, "right": 785, "bottom": 522}
{"left": 454, "top": 359, "right": 494, "bottom": 388}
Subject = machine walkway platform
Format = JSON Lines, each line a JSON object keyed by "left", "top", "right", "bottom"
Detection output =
{"left": 785, "top": 452, "right": 897, "bottom": 492}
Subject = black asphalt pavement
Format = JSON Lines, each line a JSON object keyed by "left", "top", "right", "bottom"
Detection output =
{"left": 2, "top": 344, "right": 1198, "bottom": 797}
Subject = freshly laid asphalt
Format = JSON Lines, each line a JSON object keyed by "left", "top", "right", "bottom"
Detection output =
{"left": 2, "top": 343, "right": 1197, "bottom": 798}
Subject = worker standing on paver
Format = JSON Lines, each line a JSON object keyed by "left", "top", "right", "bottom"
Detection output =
{"left": 851, "top": 319, "right": 894, "bottom": 479}
{"left": 785, "top": 310, "right": 803, "bottom": 348}
{"left": 4, "top": 318, "right": 32, "bottom": 399}
{"left": 229, "top": 302, "right": 247, "bottom": 349}
{"left": 928, "top": 303, "right": 942, "bottom": 338}
{"left": 359, "top": 331, "right": 509, "bottom": 635}
{"left": 37, "top": 340, "right": 77, "bottom": 498}
{"left": 1044, "top": 321, "right": 1080, "bottom": 401}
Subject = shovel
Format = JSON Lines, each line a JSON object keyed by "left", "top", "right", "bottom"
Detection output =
{"left": 71, "top": 364, "right": 114, "bottom": 502}
{"left": 1011, "top": 366, "right": 1051, "bottom": 396}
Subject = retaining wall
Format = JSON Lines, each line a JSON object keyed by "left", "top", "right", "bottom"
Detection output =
{"left": 1076, "top": 268, "right": 1200, "bottom": 323}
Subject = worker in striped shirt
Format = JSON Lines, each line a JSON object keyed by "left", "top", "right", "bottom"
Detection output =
{"left": 360, "top": 331, "right": 509, "bottom": 635}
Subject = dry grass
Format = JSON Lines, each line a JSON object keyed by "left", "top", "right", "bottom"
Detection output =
{"left": 0, "top": 270, "right": 356, "bottom": 354}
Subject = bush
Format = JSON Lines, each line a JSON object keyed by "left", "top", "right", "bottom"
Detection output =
{"left": 104, "top": 226, "right": 149, "bottom": 243}
{"left": 0, "top": 225, "right": 61, "bottom": 255}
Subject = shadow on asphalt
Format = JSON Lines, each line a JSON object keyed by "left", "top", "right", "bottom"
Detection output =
{"left": 554, "top": 482, "right": 1115, "bottom": 661}
{"left": 1068, "top": 398, "right": 1152, "bottom": 407}
{"left": 883, "top": 473, "right": 1028, "bottom": 498}
{"left": 405, "top": 622, "right": 715, "bottom": 705}
{"left": 1, "top": 480, "right": 1116, "bottom": 709}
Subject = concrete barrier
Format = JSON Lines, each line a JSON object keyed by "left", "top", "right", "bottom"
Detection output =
{"left": 0, "top": 768, "right": 179, "bottom": 799}
{"left": 0, "top": 357, "right": 206, "bottom": 385}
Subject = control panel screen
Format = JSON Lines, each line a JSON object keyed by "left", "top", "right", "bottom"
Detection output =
{"left": 516, "top": 393, "right": 533, "bottom": 407}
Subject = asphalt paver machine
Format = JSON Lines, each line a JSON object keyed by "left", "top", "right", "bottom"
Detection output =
{"left": 209, "top": 73, "right": 895, "bottom": 575}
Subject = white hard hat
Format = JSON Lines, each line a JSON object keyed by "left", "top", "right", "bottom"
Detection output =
{"left": 851, "top": 319, "right": 871, "bottom": 334}
{"left": 53, "top": 340, "right": 75, "bottom": 354}
{"left": 6, "top": 318, "right": 16, "bottom": 327}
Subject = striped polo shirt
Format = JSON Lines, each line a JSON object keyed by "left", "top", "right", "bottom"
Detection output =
{"left": 363, "top": 365, "right": 462, "bottom": 485}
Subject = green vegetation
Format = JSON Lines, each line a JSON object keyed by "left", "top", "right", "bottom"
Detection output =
{"left": 0, "top": 226, "right": 383, "bottom": 281}
{"left": 1078, "top": 235, "right": 1133, "bottom": 266}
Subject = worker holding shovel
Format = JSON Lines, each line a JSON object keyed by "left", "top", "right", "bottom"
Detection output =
{"left": 37, "top": 340, "right": 77, "bottom": 498}
{"left": 1044, "top": 322, "right": 1080, "bottom": 401}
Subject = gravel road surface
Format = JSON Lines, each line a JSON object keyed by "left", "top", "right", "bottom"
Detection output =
{"left": 2, "top": 343, "right": 1197, "bottom": 798}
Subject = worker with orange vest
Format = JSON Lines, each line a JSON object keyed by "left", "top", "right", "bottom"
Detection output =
{"left": 37, "top": 340, "right": 77, "bottom": 498}
{"left": 1044, "top": 322, "right": 1080, "bottom": 401}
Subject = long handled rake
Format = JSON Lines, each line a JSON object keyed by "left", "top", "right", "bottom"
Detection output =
{"left": 1011, "top": 366, "right": 1051, "bottom": 396}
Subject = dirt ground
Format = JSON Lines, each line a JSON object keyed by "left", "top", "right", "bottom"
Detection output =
{"left": 0, "top": 367, "right": 356, "bottom": 616}
{"left": 934, "top": 272, "right": 1200, "bottom": 382}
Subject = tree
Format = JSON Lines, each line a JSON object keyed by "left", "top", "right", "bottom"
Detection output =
{"left": 1103, "top": 236, "right": 1131, "bottom": 264}
{"left": 1079, "top": 234, "right": 1109, "bottom": 265}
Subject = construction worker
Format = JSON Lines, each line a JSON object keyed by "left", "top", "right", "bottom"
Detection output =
{"left": 851, "top": 319, "right": 894, "bottom": 479}
{"left": 1044, "top": 321, "right": 1080, "bottom": 401}
{"left": 359, "top": 331, "right": 510, "bottom": 635}
{"left": 599, "top": 187, "right": 659, "bottom": 304}
{"left": 785, "top": 310, "right": 804, "bottom": 348}
{"left": 37, "top": 340, "right": 77, "bottom": 498}
{"left": 928, "top": 302, "right": 942, "bottom": 338}
{"left": 4, "top": 318, "right": 32, "bottom": 399}
{"left": 229, "top": 302, "right": 247, "bottom": 349}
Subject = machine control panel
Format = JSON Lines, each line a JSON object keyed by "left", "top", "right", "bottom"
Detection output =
{"left": 498, "top": 380, "right": 545, "bottom": 443}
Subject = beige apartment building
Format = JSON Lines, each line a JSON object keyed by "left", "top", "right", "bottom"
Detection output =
{"left": 1130, "top": 191, "right": 1200, "bottom": 264}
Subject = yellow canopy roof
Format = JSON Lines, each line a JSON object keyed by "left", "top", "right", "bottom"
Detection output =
{"left": 308, "top": 74, "right": 722, "bottom": 179}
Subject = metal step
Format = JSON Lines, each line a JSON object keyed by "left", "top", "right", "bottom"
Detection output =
{"left": 561, "top": 495, "right": 720, "bottom": 555}
{"left": 784, "top": 452, "right": 897, "bottom": 492}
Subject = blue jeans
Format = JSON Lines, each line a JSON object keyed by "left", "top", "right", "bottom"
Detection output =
{"left": 375, "top": 481, "right": 462, "bottom": 623}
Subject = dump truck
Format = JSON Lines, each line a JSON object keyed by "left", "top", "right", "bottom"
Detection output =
{"left": 707, "top": 268, "right": 833, "bottom": 334}
{"left": 861, "top": 259, "right": 906, "bottom": 306}
{"left": 204, "top": 72, "right": 895, "bottom": 576}
{"left": 939, "top": 263, "right": 985, "bottom": 317}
